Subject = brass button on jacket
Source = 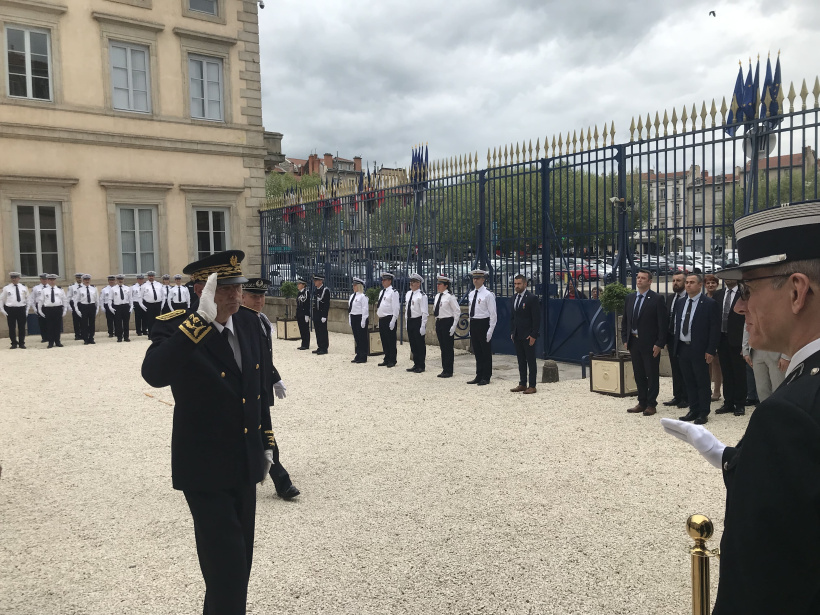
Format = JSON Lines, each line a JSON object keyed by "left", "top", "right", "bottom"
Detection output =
{"left": 244, "top": 427, "right": 248, "bottom": 434}
{"left": 220, "top": 372, "right": 225, "bottom": 378}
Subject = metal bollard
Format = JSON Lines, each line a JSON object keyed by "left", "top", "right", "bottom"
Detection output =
{"left": 687, "top": 514, "right": 720, "bottom": 615}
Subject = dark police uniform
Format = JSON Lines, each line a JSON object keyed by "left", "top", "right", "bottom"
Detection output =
{"left": 312, "top": 275, "right": 330, "bottom": 354}
{"left": 295, "top": 278, "right": 311, "bottom": 349}
{"left": 141, "top": 250, "right": 272, "bottom": 615}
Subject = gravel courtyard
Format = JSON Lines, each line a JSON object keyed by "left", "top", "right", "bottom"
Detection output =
{"left": 0, "top": 330, "right": 747, "bottom": 614}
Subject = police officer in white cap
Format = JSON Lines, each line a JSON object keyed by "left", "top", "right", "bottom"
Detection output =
{"left": 168, "top": 274, "right": 191, "bottom": 312}
{"left": 160, "top": 274, "right": 172, "bottom": 314}
{"left": 433, "top": 274, "right": 460, "bottom": 377}
{"left": 1, "top": 271, "right": 29, "bottom": 349}
{"left": 348, "top": 277, "right": 369, "bottom": 363}
{"left": 404, "top": 273, "right": 428, "bottom": 373}
{"left": 139, "top": 271, "right": 164, "bottom": 336}
{"left": 67, "top": 272, "right": 83, "bottom": 340}
{"left": 99, "top": 275, "right": 117, "bottom": 337}
{"left": 376, "top": 272, "right": 400, "bottom": 367}
{"left": 74, "top": 274, "right": 99, "bottom": 344}
{"left": 467, "top": 269, "right": 497, "bottom": 385}
{"left": 661, "top": 200, "right": 820, "bottom": 614}
{"left": 108, "top": 274, "right": 133, "bottom": 342}
{"left": 295, "top": 277, "right": 311, "bottom": 350}
{"left": 131, "top": 274, "right": 147, "bottom": 335}
{"left": 39, "top": 273, "right": 67, "bottom": 348}
{"left": 27, "top": 273, "right": 49, "bottom": 342}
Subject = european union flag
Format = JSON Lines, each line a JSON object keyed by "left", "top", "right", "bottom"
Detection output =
{"left": 762, "top": 54, "right": 782, "bottom": 130}
{"left": 725, "top": 64, "right": 745, "bottom": 136}
{"left": 740, "top": 60, "right": 756, "bottom": 126}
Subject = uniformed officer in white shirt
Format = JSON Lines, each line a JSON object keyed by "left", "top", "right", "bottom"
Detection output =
{"left": 433, "top": 274, "right": 461, "bottom": 378}
{"left": 28, "top": 273, "right": 49, "bottom": 342}
{"left": 74, "top": 273, "right": 99, "bottom": 344}
{"left": 140, "top": 270, "right": 164, "bottom": 336}
{"left": 2, "top": 271, "right": 30, "bottom": 349}
{"left": 405, "top": 273, "right": 428, "bottom": 373}
{"left": 108, "top": 274, "right": 133, "bottom": 342}
{"left": 67, "top": 272, "right": 83, "bottom": 340}
{"left": 376, "top": 272, "right": 400, "bottom": 367}
{"left": 39, "top": 273, "right": 68, "bottom": 348}
{"left": 168, "top": 274, "right": 191, "bottom": 311}
{"left": 99, "top": 275, "right": 116, "bottom": 337}
{"left": 467, "top": 269, "right": 497, "bottom": 385}
{"left": 131, "top": 274, "right": 147, "bottom": 336}
{"left": 160, "top": 274, "right": 172, "bottom": 314}
{"left": 348, "top": 276, "right": 370, "bottom": 363}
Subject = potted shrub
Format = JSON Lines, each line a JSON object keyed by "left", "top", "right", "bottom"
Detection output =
{"left": 365, "top": 286, "right": 384, "bottom": 356}
{"left": 276, "top": 281, "right": 301, "bottom": 340}
{"left": 590, "top": 282, "right": 638, "bottom": 397}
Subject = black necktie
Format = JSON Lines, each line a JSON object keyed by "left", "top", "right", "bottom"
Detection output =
{"left": 51, "top": 287, "right": 55, "bottom": 302}
{"left": 177, "top": 287, "right": 181, "bottom": 301}
{"left": 632, "top": 294, "right": 644, "bottom": 324}
{"left": 376, "top": 288, "right": 385, "bottom": 308}
{"left": 349, "top": 295, "right": 355, "bottom": 313}
{"left": 119, "top": 285, "right": 124, "bottom": 300}
{"left": 470, "top": 289, "right": 478, "bottom": 317}
{"left": 86, "top": 287, "right": 91, "bottom": 302}
{"left": 434, "top": 293, "right": 442, "bottom": 317}
{"left": 15, "top": 284, "right": 20, "bottom": 302}
{"left": 682, "top": 298, "right": 693, "bottom": 336}
{"left": 407, "top": 292, "right": 414, "bottom": 320}
{"left": 515, "top": 293, "right": 522, "bottom": 311}
{"left": 722, "top": 289, "right": 732, "bottom": 333}
{"left": 152, "top": 283, "right": 157, "bottom": 301}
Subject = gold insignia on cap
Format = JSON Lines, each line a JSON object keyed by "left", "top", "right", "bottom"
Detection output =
{"left": 178, "top": 313, "right": 212, "bottom": 343}
{"left": 230, "top": 255, "right": 238, "bottom": 267}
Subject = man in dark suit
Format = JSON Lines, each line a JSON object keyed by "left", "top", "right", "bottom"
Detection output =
{"left": 662, "top": 201, "right": 820, "bottom": 613}
{"left": 142, "top": 250, "right": 273, "bottom": 615}
{"left": 509, "top": 274, "right": 541, "bottom": 394}
{"left": 622, "top": 269, "right": 668, "bottom": 416}
{"left": 670, "top": 273, "right": 719, "bottom": 424}
{"left": 713, "top": 279, "right": 747, "bottom": 416}
{"left": 312, "top": 274, "right": 330, "bottom": 354}
{"left": 662, "top": 272, "right": 689, "bottom": 409}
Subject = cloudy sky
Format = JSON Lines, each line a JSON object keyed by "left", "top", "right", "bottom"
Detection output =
{"left": 259, "top": 0, "right": 820, "bottom": 171}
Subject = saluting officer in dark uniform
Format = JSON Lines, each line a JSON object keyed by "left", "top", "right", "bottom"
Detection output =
{"left": 141, "top": 250, "right": 274, "bottom": 615}
{"left": 295, "top": 277, "right": 311, "bottom": 350}
{"left": 241, "top": 277, "right": 300, "bottom": 500}
{"left": 312, "top": 274, "right": 330, "bottom": 354}
{"left": 662, "top": 201, "right": 820, "bottom": 614}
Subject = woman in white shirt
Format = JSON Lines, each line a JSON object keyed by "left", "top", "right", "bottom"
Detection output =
{"left": 348, "top": 277, "right": 370, "bottom": 363}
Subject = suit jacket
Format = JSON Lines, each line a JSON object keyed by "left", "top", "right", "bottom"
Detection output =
{"left": 713, "top": 287, "right": 745, "bottom": 346}
{"left": 510, "top": 290, "right": 541, "bottom": 340}
{"left": 714, "top": 348, "right": 820, "bottom": 614}
{"left": 141, "top": 307, "right": 273, "bottom": 491}
{"left": 671, "top": 293, "right": 719, "bottom": 356}
{"left": 621, "top": 289, "right": 667, "bottom": 351}
{"left": 313, "top": 285, "right": 329, "bottom": 318}
{"left": 296, "top": 287, "right": 309, "bottom": 318}
{"left": 257, "top": 310, "right": 283, "bottom": 404}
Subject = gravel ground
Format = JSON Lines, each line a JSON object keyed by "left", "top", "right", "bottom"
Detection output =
{"left": 0, "top": 331, "right": 748, "bottom": 614}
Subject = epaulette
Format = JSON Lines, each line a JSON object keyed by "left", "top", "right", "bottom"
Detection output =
{"left": 156, "top": 309, "right": 187, "bottom": 321}
{"left": 240, "top": 304, "right": 259, "bottom": 313}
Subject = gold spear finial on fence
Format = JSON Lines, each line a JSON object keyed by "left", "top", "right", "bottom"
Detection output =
{"left": 660, "top": 110, "right": 667, "bottom": 137}
{"left": 671, "top": 107, "right": 679, "bottom": 135}
{"left": 593, "top": 125, "right": 599, "bottom": 148}
{"left": 681, "top": 105, "right": 690, "bottom": 131}
{"left": 700, "top": 102, "right": 708, "bottom": 128}
{"left": 813, "top": 77, "right": 820, "bottom": 109}
{"left": 566, "top": 131, "right": 571, "bottom": 152}
{"left": 609, "top": 122, "right": 615, "bottom": 146}
{"left": 635, "top": 115, "right": 643, "bottom": 140}
{"left": 513, "top": 141, "right": 519, "bottom": 163}
{"left": 709, "top": 99, "right": 717, "bottom": 127}
{"left": 571, "top": 130, "right": 576, "bottom": 154}
{"left": 720, "top": 96, "right": 728, "bottom": 125}
{"left": 801, "top": 78, "right": 809, "bottom": 110}
{"left": 652, "top": 111, "right": 659, "bottom": 138}
{"left": 535, "top": 137, "right": 541, "bottom": 159}
{"left": 629, "top": 118, "right": 635, "bottom": 142}
{"left": 557, "top": 133, "right": 563, "bottom": 156}
{"left": 586, "top": 127, "right": 592, "bottom": 151}
{"left": 787, "top": 81, "right": 797, "bottom": 113}
{"left": 550, "top": 134, "right": 555, "bottom": 157}
{"left": 691, "top": 103, "right": 698, "bottom": 130}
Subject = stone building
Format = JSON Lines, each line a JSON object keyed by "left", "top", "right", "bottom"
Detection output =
{"left": 0, "top": 0, "right": 269, "bottom": 288}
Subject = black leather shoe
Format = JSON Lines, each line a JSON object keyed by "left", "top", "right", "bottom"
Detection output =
{"left": 437, "top": 372, "right": 452, "bottom": 378}
{"left": 124, "top": 338, "right": 130, "bottom": 342}
{"left": 466, "top": 378, "right": 480, "bottom": 384}
{"left": 84, "top": 341, "right": 90, "bottom": 345}
{"left": 694, "top": 416, "right": 709, "bottom": 425}
{"left": 55, "top": 342, "right": 63, "bottom": 347}
{"left": 277, "top": 485, "right": 300, "bottom": 500}
{"left": 406, "top": 367, "right": 417, "bottom": 372}
{"left": 108, "top": 334, "right": 114, "bottom": 338}
{"left": 18, "top": 344, "right": 26, "bottom": 349}
{"left": 47, "top": 343, "right": 54, "bottom": 348}
{"left": 734, "top": 409, "right": 746, "bottom": 416}
{"left": 10, "top": 344, "right": 17, "bottom": 349}
{"left": 385, "top": 362, "right": 396, "bottom": 368}
{"left": 679, "top": 412, "right": 698, "bottom": 421}
{"left": 477, "top": 379, "right": 490, "bottom": 385}
{"left": 89, "top": 340, "right": 95, "bottom": 344}
{"left": 715, "top": 405, "right": 735, "bottom": 414}
{"left": 297, "top": 346, "right": 309, "bottom": 350}
{"left": 413, "top": 367, "right": 424, "bottom": 373}
{"left": 676, "top": 400, "right": 690, "bottom": 408}
{"left": 117, "top": 339, "right": 122, "bottom": 343}
{"left": 662, "top": 398, "right": 680, "bottom": 407}
{"left": 378, "top": 361, "right": 388, "bottom": 366}
{"left": 316, "top": 349, "right": 328, "bottom": 355}
{"left": 312, "top": 349, "right": 320, "bottom": 354}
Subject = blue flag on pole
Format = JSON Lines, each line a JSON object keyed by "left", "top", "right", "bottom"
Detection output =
{"left": 725, "top": 64, "right": 745, "bottom": 136}
{"left": 741, "top": 60, "right": 756, "bottom": 127}
{"left": 764, "top": 55, "right": 783, "bottom": 130}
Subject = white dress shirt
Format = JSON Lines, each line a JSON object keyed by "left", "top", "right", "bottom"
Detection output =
{"left": 678, "top": 293, "right": 702, "bottom": 343}
{"left": 140, "top": 280, "right": 163, "bottom": 305}
{"left": 108, "top": 284, "right": 133, "bottom": 309}
{"left": 67, "top": 282, "right": 82, "bottom": 304}
{"left": 783, "top": 337, "right": 820, "bottom": 378}
{"left": 99, "top": 285, "right": 115, "bottom": 311}
{"left": 130, "top": 282, "right": 144, "bottom": 306}
{"left": 404, "top": 289, "right": 429, "bottom": 332}
{"left": 467, "top": 285, "right": 497, "bottom": 336}
{"left": 1, "top": 283, "right": 29, "bottom": 311}
{"left": 41, "top": 285, "right": 68, "bottom": 314}
{"left": 167, "top": 284, "right": 191, "bottom": 308}
{"left": 433, "top": 291, "right": 461, "bottom": 336}
{"left": 75, "top": 284, "right": 99, "bottom": 310}
{"left": 28, "top": 283, "right": 47, "bottom": 311}
{"left": 375, "top": 285, "right": 400, "bottom": 326}
{"left": 347, "top": 292, "right": 369, "bottom": 328}
{"left": 212, "top": 316, "right": 242, "bottom": 371}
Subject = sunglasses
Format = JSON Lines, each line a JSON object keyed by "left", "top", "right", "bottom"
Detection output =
{"left": 736, "top": 274, "right": 792, "bottom": 301}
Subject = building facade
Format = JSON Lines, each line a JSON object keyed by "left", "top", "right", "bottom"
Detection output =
{"left": 0, "top": 0, "right": 267, "bottom": 287}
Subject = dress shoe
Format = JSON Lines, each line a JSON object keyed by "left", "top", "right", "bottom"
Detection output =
{"left": 385, "top": 362, "right": 396, "bottom": 368}
{"left": 47, "top": 343, "right": 54, "bottom": 348}
{"left": 437, "top": 372, "right": 452, "bottom": 378}
{"left": 406, "top": 367, "right": 417, "bottom": 372}
{"left": 124, "top": 338, "right": 130, "bottom": 342}
{"left": 316, "top": 349, "right": 328, "bottom": 355}
{"left": 715, "top": 405, "right": 735, "bottom": 415}
{"left": 466, "top": 378, "right": 481, "bottom": 384}
{"left": 84, "top": 341, "right": 90, "bottom": 345}
{"left": 10, "top": 343, "right": 17, "bottom": 349}
{"left": 40, "top": 338, "right": 47, "bottom": 343}
{"left": 117, "top": 339, "right": 122, "bottom": 343}
{"left": 18, "top": 344, "right": 25, "bottom": 349}
{"left": 510, "top": 385, "right": 527, "bottom": 393}
{"left": 378, "top": 361, "right": 388, "bottom": 366}
{"left": 277, "top": 485, "right": 300, "bottom": 500}
{"left": 745, "top": 398, "right": 759, "bottom": 407}
{"left": 55, "top": 342, "right": 63, "bottom": 347}
{"left": 89, "top": 340, "right": 95, "bottom": 344}
{"left": 522, "top": 387, "right": 537, "bottom": 394}
{"left": 679, "top": 412, "right": 698, "bottom": 422}
{"left": 694, "top": 416, "right": 709, "bottom": 425}
{"left": 312, "top": 349, "right": 320, "bottom": 354}
{"left": 627, "top": 404, "right": 646, "bottom": 414}
{"left": 733, "top": 409, "right": 746, "bottom": 416}
{"left": 642, "top": 407, "right": 657, "bottom": 416}
{"left": 297, "top": 346, "right": 309, "bottom": 350}
{"left": 662, "top": 398, "right": 680, "bottom": 407}
{"left": 477, "top": 380, "right": 490, "bottom": 386}
{"left": 108, "top": 334, "right": 114, "bottom": 338}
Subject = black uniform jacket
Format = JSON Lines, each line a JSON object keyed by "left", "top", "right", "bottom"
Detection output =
{"left": 621, "top": 289, "right": 668, "bottom": 351}
{"left": 670, "top": 293, "right": 719, "bottom": 356}
{"left": 313, "top": 285, "right": 329, "bottom": 318}
{"left": 510, "top": 290, "right": 541, "bottom": 340}
{"left": 141, "top": 306, "right": 273, "bottom": 491}
{"left": 713, "top": 287, "right": 745, "bottom": 346}
{"left": 256, "top": 312, "right": 283, "bottom": 404}
{"left": 714, "top": 348, "right": 820, "bottom": 614}
{"left": 296, "top": 288, "right": 310, "bottom": 318}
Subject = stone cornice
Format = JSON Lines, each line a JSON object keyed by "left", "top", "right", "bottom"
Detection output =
{"left": 98, "top": 180, "right": 173, "bottom": 190}
{"left": 91, "top": 11, "right": 164, "bottom": 32}
{"left": 0, "top": 174, "right": 78, "bottom": 186}
{"left": 0, "top": 0, "right": 67, "bottom": 14}
{"left": 172, "top": 26, "right": 237, "bottom": 47}
{"left": 179, "top": 185, "right": 246, "bottom": 194}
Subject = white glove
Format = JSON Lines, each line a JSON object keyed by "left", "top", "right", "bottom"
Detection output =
{"left": 361, "top": 318, "right": 367, "bottom": 329}
{"left": 321, "top": 317, "right": 326, "bottom": 323}
{"left": 390, "top": 319, "right": 396, "bottom": 331}
{"left": 62, "top": 310, "right": 67, "bottom": 317}
{"left": 273, "top": 380, "right": 287, "bottom": 399}
{"left": 420, "top": 327, "right": 426, "bottom": 336}
{"left": 75, "top": 310, "right": 81, "bottom": 318}
{"left": 449, "top": 325, "right": 457, "bottom": 337}
{"left": 304, "top": 316, "right": 309, "bottom": 323}
{"left": 0, "top": 310, "right": 7, "bottom": 317}
{"left": 486, "top": 332, "right": 492, "bottom": 342}
{"left": 38, "top": 311, "right": 45, "bottom": 318}
{"left": 348, "top": 316, "right": 351, "bottom": 327}
{"left": 196, "top": 272, "right": 218, "bottom": 324}
{"left": 263, "top": 449, "right": 274, "bottom": 476}
{"left": 660, "top": 418, "right": 726, "bottom": 469}
{"left": 130, "top": 306, "right": 133, "bottom": 313}
{"left": 95, "top": 308, "right": 100, "bottom": 316}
